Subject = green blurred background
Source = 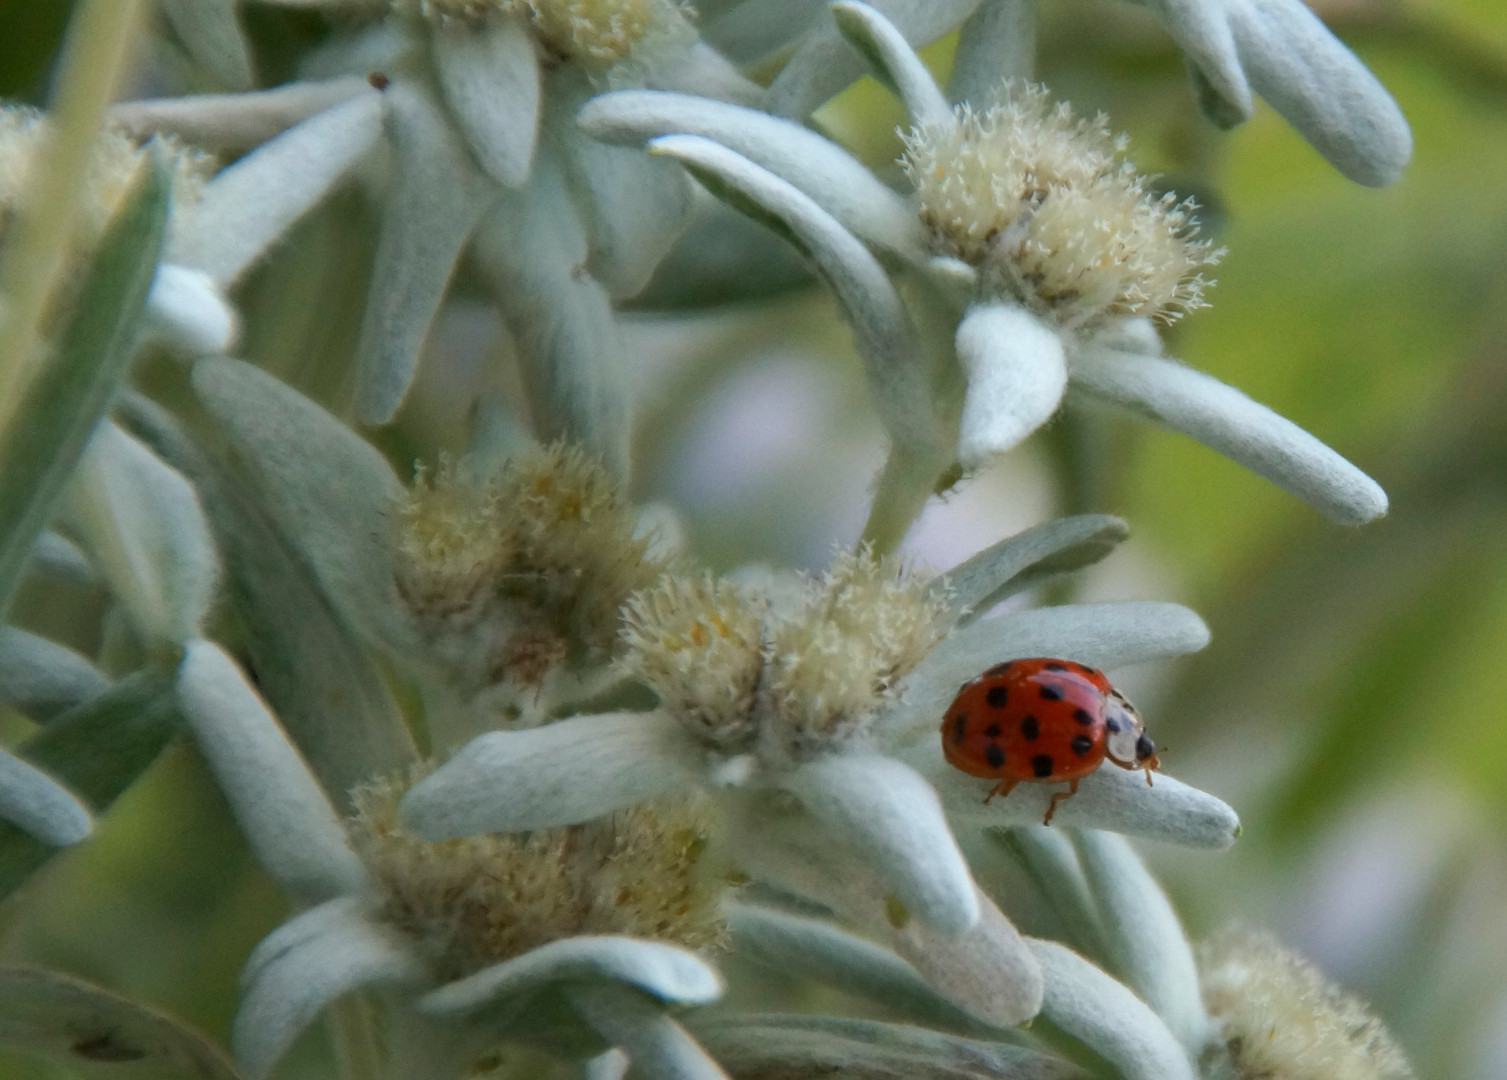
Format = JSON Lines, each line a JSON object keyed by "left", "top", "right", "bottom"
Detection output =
{"left": 2, "top": 0, "right": 1505, "bottom": 1076}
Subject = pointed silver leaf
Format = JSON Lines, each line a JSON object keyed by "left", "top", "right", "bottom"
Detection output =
{"left": 831, "top": 1, "right": 952, "bottom": 126}
{"left": 401, "top": 712, "right": 702, "bottom": 839}
{"left": 1068, "top": 347, "right": 1388, "bottom": 524}
{"left": 110, "top": 76, "right": 372, "bottom": 151}
{"left": 177, "top": 640, "right": 369, "bottom": 902}
{"left": 431, "top": 12, "right": 540, "bottom": 188}
{"left": 0, "top": 627, "right": 109, "bottom": 723}
{"left": 157, "top": 0, "right": 254, "bottom": 90}
{"left": 1071, "top": 830, "right": 1209, "bottom": 1051}
{"left": 65, "top": 422, "right": 219, "bottom": 645}
{"left": 571, "top": 983, "right": 728, "bottom": 1080}
{"left": 144, "top": 264, "right": 238, "bottom": 357}
{"left": 780, "top": 752, "right": 979, "bottom": 935}
{"left": 1029, "top": 938, "right": 1198, "bottom": 1080}
{"left": 357, "top": 78, "right": 498, "bottom": 424}
{"left": 236, "top": 899, "right": 423, "bottom": 1079}
{"left": 420, "top": 936, "right": 722, "bottom": 1018}
{"left": 933, "top": 515, "right": 1129, "bottom": 627}
{"left": 1230, "top": 0, "right": 1411, "bottom": 186}
{"left": 0, "top": 750, "right": 92, "bottom": 847}
{"left": 649, "top": 134, "right": 944, "bottom": 457}
{"left": 1142, "top": 0, "right": 1252, "bottom": 124}
{"left": 949, "top": 0, "right": 1035, "bottom": 104}
{"left": 955, "top": 302, "right": 1067, "bottom": 467}
{"left": 579, "top": 90, "right": 926, "bottom": 259}
{"left": 169, "top": 91, "right": 384, "bottom": 286}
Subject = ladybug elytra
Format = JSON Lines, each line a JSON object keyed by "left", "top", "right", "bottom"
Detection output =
{"left": 940, "top": 657, "right": 1160, "bottom": 825}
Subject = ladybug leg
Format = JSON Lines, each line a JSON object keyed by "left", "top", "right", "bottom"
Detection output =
{"left": 984, "top": 777, "right": 1019, "bottom": 804}
{"left": 1042, "top": 777, "right": 1081, "bottom": 826}
{"left": 1143, "top": 765, "right": 1155, "bottom": 788}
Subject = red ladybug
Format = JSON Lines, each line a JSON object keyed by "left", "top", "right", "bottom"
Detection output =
{"left": 941, "top": 658, "right": 1160, "bottom": 825}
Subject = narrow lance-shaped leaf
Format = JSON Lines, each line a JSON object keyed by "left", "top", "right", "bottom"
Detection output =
{"left": 117, "top": 394, "right": 417, "bottom": 799}
{"left": 649, "top": 134, "right": 945, "bottom": 460}
{"left": 168, "top": 91, "right": 383, "bottom": 286}
{"left": 950, "top": 0, "right": 1035, "bottom": 105}
{"left": 0, "top": 751, "right": 92, "bottom": 848}
{"left": 578, "top": 90, "right": 926, "bottom": 260}
{"left": 355, "top": 78, "right": 497, "bottom": 425}
{"left": 157, "top": 0, "right": 254, "bottom": 91}
{"left": 832, "top": 1, "right": 952, "bottom": 125}
{"left": 111, "top": 76, "right": 372, "bottom": 151}
{"left": 0, "top": 152, "right": 170, "bottom": 618}
{"left": 954, "top": 302, "right": 1068, "bottom": 467}
{"left": 570, "top": 983, "right": 729, "bottom": 1080}
{"left": 932, "top": 515, "right": 1129, "bottom": 627}
{"left": 0, "top": 666, "right": 181, "bottom": 901}
{"left": 430, "top": 12, "right": 540, "bottom": 188}
{"left": 1067, "top": 347, "right": 1388, "bottom": 525}
{"left": 0, "top": 627, "right": 110, "bottom": 722}
{"left": 1141, "top": 0, "right": 1252, "bottom": 125}
{"left": 0, "top": 965, "right": 241, "bottom": 1079}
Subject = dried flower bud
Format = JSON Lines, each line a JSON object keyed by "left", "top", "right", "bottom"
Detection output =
{"left": 351, "top": 766, "right": 727, "bottom": 980}
{"left": 1199, "top": 928, "right": 1415, "bottom": 1080}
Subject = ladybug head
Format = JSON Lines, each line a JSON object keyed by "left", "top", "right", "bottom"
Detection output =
{"left": 1102, "top": 691, "right": 1158, "bottom": 770}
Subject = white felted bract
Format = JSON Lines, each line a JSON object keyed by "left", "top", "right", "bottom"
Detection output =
{"left": 954, "top": 303, "right": 1067, "bottom": 466}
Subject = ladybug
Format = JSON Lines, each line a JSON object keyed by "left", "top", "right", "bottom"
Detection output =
{"left": 940, "top": 658, "right": 1160, "bottom": 825}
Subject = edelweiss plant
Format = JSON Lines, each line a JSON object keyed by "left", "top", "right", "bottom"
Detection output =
{"left": 0, "top": 0, "right": 1439, "bottom": 1077}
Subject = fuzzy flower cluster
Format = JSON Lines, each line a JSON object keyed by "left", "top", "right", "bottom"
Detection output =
{"left": 350, "top": 768, "right": 726, "bottom": 980}
{"left": 0, "top": 104, "right": 210, "bottom": 254}
{"left": 1199, "top": 928, "right": 1416, "bottom": 1080}
{"left": 394, "top": 0, "right": 690, "bottom": 70}
{"left": 902, "top": 84, "right": 1220, "bottom": 326}
{"left": 394, "top": 444, "right": 668, "bottom": 687}
{"left": 622, "top": 548, "right": 947, "bottom": 756}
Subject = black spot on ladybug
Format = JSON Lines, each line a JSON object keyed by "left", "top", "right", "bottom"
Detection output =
{"left": 983, "top": 722, "right": 1001, "bottom": 738}
{"left": 1039, "top": 683, "right": 1063, "bottom": 701}
{"left": 1073, "top": 707, "right": 1094, "bottom": 725}
{"left": 1019, "top": 716, "right": 1039, "bottom": 740}
{"left": 985, "top": 685, "right": 1008, "bottom": 708}
{"left": 1082, "top": 666, "right": 1099, "bottom": 677}
{"left": 1136, "top": 733, "right": 1156, "bottom": 760}
{"left": 986, "top": 662, "right": 1012, "bottom": 677}
{"left": 1031, "top": 754, "right": 1054, "bottom": 778}
{"left": 951, "top": 714, "right": 968, "bottom": 745}
{"left": 1070, "top": 735, "right": 1094, "bottom": 756}
{"left": 985, "top": 744, "right": 1005, "bottom": 769}
{"left": 1106, "top": 718, "right": 1122, "bottom": 733}
{"left": 1044, "top": 661, "right": 1068, "bottom": 672}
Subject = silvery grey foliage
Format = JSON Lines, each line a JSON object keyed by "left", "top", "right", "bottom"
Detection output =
{"left": 0, "top": 0, "right": 1420, "bottom": 1077}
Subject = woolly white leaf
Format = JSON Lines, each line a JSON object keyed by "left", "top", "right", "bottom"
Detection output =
{"left": 1068, "top": 347, "right": 1388, "bottom": 524}
{"left": 1229, "top": 0, "right": 1411, "bottom": 186}
{"left": 431, "top": 13, "right": 540, "bottom": 188}
{"left": 767, "top": 0, "right": 984, "bottom": 118}
{"left": 648, "top": 41, "right": 768, "bottom": 108}
{"left": 886, "top": 600, "right": 1210, "bottom": 739}
{"left": 1029, "top": 938, "right": 1198, "bottom": 1080}
{"left": 28, "top": 532, "right": 95, "bottom": 585}
{"left": 990, "top": 827, "right": 1107, "bottom": 959}
{"left": 236, "top": 898, "right": 422, "bottom": 1079}
{"left": 65, "top": 423, "right": 219, "bottom": 644}
{"left": 168, "top": 90, "right": 384, "bottom": 285}
{"left": 955, "top": 303, "right": 1068, "bottom": 467}
{"left": 420, "top": 936, "right": 722, "bottom": 1018}
{"left": 191, "top": 357, "right": 421, "bottom": 655}
{"left": 0, "top": 749, "right": 92, "bottom": 847}
{"left": 725, "top": 903, "right": 981, "bottom": 1030}
{"left": 111, "top": 77, "right": 372, "bottom": 151}
{"left": 357, "top": 78, "right": 497, "bottom": 424}
{"left": 934, "top": 515, "right": 1129, "bottom": 627}
{"left": 177, "top": 640, "right": 369, "bottom": 902}
{"left": 949, "top": 0, "right": 1035, "bottom": 105}
{"left": 1141, "top": 0, "right": 1252, "bottom": 124}
{"left": 1072, "top": 830, "right": 1209, "bottom": 1051}
{"left": 578, "top": 90, "right": 926, "bottom": 259}
{"left": 553, "top": 75, "right": 693, "bottom": 299}
{"left": 649, "top": 135, "right": 943, "bottom": 457}
{"left": 471, "top": 153, "right": 631, "bottom": 478}
{"left": 0, "top": 627, "right": 109, "bottom": 723}
{"left": 780, "top": 753, "right": 979, "bottom": 935}
{"left": 400, "top": 712, "right": 702, "bottom": 839}
{"left": 929, "top": 760, "right": 1241, "bottom": 849}
{"left": 145, "top": 263, "right": 238, "bottom": 356}
{"left": 831, "top": 1, "right": 952, "bottom": 126}
{"left": 571, "top": 983, "right": 729, "bottom": 1080}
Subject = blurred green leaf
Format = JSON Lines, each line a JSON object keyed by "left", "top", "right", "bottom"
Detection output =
{"left": 0, "top": 153, "right": 170, "bottom": 618}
